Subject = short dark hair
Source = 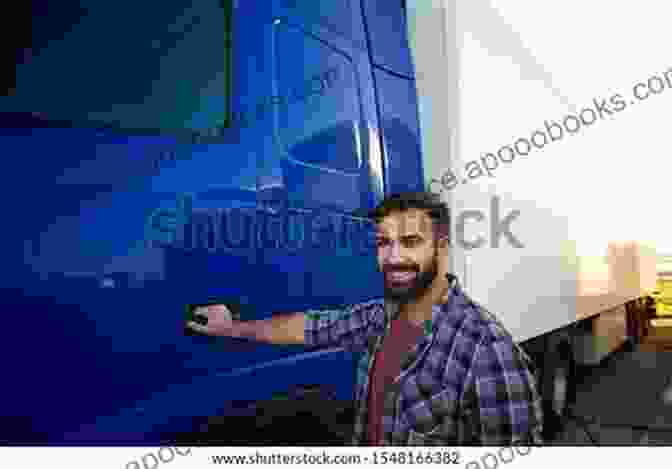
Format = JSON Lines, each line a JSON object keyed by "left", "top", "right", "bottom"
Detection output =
{"left": 368, "top": 191, "right": 450, "bottom": 242}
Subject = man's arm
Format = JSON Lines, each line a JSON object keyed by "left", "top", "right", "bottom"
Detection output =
{"left": 466, "top": 335, "right": 544, "bottom": 445}
{"left": 186, "top": 303, "right": 306, "bottom": 344}
{"left": 186, "top": 300, "right": 382, "bottom": 350}
{"left": 228, "top": 314, "right": 307, "bottom": 344}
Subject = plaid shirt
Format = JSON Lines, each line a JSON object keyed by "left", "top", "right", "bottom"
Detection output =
{"left": 304, "top": 276, "right": 543, "bottom": 446}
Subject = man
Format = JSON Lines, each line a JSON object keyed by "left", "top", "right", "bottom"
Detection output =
{"left": 187, "top": 191, "right": 543, "bottom": 445}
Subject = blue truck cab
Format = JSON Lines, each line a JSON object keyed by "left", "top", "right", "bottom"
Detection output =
{"left": 0, "top": 0, "right": 425, "bottom": 444}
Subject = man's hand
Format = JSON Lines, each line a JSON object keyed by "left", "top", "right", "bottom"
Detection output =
{"left": 186, "top": 304, "right": 234, "bottom": 336}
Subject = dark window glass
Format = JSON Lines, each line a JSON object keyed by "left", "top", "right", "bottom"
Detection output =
{"left": 1, "top": 0, "right": 232, "bottom": 136}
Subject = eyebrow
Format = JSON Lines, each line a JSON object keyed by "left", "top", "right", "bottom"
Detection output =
{"left": 375, "top": 233, "right": 425, "bottom": 240}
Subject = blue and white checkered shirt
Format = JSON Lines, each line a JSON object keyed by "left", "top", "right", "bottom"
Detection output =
{"left": 304, "top": 276, "right": 543, "bottom": 445}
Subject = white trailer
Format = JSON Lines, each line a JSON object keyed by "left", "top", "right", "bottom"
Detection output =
{"left": 406, "top": 0, "right": 665, "bottom": 438}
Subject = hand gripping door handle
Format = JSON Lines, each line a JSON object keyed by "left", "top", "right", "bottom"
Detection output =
{"left": 184, "top": 298, "right": 243, "bottom": 337}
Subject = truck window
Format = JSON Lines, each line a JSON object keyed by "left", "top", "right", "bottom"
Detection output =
{"left": 1, "top": 0, "right": 232, "bottom": 137}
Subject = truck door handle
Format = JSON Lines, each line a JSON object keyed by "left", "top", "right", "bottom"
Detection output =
{"left": 184, "top": 298, "right": 243, "bottom": 336}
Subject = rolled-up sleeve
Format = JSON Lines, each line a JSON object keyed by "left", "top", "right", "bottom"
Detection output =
{"left": 465, "top": 334, "right": 544, "bottom": 445}
{"left": 304, "top": 300, "right": 382, "bottom": 352}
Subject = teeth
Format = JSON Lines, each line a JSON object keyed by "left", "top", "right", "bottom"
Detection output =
{"left": 389, "top": 271, "right": 415, "bottom": 281}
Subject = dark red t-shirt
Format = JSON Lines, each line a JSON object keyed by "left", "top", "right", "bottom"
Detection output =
{"left": 367, "top": 318, "right": 424, "bottom": 445}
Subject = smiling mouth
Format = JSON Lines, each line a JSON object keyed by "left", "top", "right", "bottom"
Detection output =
{"left": 387, "top": 271, "right": 416, "bottom": 282}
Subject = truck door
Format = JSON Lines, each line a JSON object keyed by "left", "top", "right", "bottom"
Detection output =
{"left": 0, "top": 0, "right": 426, "bottom": 444}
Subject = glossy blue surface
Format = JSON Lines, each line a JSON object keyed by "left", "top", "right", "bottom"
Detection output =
{"left": 0, "top": 0, "right": 423, "bottom": 443}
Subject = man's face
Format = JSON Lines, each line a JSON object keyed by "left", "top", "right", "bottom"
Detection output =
{"left": 376, "top": 209, "right": 440, "bottom": 304}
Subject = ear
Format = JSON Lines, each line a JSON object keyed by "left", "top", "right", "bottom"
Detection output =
{"left": 438, "top": 239, "right": 450, "bottom": 272}
{"left": 433, "top": 245, "right": 452, "bottom": 305}
{"left": 436, "top": 234, "right": 450, "bottom": 254}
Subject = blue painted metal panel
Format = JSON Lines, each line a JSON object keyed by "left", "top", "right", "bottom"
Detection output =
{"left": 362, "top": 0, "right": 414, "bottom": 77}
{"left": 0, "top": 0, "right": 421, "bottom": 444}
{"left": 373, "top": 69, "right": 425, "bottom": 194}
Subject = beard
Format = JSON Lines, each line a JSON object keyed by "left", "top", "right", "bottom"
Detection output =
{"left": 383, "top": 250, "right": 439, "bottom": 304}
